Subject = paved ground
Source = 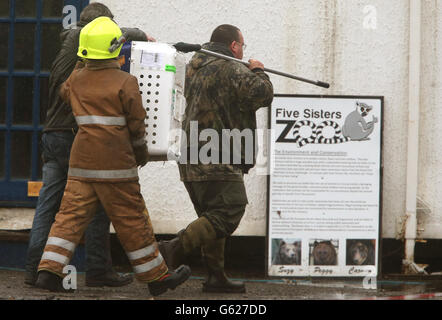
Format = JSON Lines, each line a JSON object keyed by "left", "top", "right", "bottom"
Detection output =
{"left": 1, "top": 267, "right": 442, "bottom": 301}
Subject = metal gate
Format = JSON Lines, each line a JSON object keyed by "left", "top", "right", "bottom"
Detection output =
{"left": 0, "top": 0, "right": 89, "bottom": 207}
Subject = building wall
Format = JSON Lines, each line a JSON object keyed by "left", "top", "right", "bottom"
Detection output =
{"left": 419, "top": 0, "right": 442, "bottom": 239}
{"left": 87, "top": 0, "right": 442, "bottom": 239}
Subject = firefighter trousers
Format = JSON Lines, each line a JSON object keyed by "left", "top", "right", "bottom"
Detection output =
{"left": 38, "top": 179, "right": 168, "bottom": 283}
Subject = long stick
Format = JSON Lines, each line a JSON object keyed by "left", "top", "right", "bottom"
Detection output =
{"left": 174, "top": 42, "right": 330, "bottom": 89}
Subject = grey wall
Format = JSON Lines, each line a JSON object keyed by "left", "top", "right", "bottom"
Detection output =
{"left": 89, "top": 0, "right": 442, "bottom": 239}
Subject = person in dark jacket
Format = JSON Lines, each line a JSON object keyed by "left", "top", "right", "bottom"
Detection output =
{"left": 24, "top": 2, "right": 153, "bottom": 288}
{"left": 159, "top": 24, "right": 274, "bottom": 293}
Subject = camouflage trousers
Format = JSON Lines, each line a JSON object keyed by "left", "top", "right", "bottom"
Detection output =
{"left": 183, "top": 181, "right": 248, "bottom": 238}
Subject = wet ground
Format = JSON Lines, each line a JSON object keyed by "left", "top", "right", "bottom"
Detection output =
{"left": 1, "top": 267, "right": 442, "bottom": 301}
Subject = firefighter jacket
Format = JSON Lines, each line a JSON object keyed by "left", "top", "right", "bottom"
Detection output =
{"left": 60, "top": 59, "right": 147, "bottom": 182}
{"left": 178, "top": 42, "right": 274, "bottom": 182}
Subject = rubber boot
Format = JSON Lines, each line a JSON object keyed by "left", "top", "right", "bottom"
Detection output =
{"left": 201, "top": 238, "right": 246, "bottom": 293}
{"left": 158, "top": 230, "right": 186, "bottom": 270}
{"left": 147, "top": 264, "right": 191, "bottom": 297}
{"left": 85, "top": 269, "right": 133, "bottom": 287}
{"left": 158, "top": 216, "right": 217, "bottom": 269}
{"left": 35, "top": 271, "right": 75, "bottom": 293}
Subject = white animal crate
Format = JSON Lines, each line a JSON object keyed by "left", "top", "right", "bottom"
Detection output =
{"left": 130, "top": 41, "right": 187, "bottom": 160}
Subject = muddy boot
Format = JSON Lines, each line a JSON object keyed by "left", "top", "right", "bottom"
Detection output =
{"left": 35, "top": 271, "right": 75, "bottom": 293}
{"left": 202, "top": 238, "right": 246, "bottom": 294}
{"left": 158, "top": 230, "right": 186, "bottom": 270}
{"left": 85, "top": 269, "right": 133, "bottom": 287}
{"left": 24, "top": 272, "right": 37, "bottom": 286}
{"left": 159, "top": 217, "right": 217, "bottom": 269}
{"left": 148, "top": 264, "right": 191, "bottom": 297}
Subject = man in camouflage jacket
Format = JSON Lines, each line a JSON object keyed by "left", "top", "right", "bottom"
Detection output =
{"left": 160, "top": 24, "right": 273, "bottom": 293}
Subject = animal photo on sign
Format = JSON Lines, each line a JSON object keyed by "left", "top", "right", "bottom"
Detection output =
{"left": 346, "top": 239, "right": 375, "bottom": 266}
{"left": 271, "top": 239, "right": 302, "bottom": 266}
{"left": 309, "top": 240, "right": 339, "bottom": 266}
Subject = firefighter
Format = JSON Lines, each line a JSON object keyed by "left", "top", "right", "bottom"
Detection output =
{"left": 35, "top": 17, "right": 190, "bottom": 296}
{"left": 25, "top": 2, "right": 149, "bottom": 289}
{"left": 159, "top": 24, "right": 274, "bottom": 293}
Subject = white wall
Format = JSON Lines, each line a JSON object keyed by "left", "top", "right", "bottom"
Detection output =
{"left": 418, "top": 0, "right": 442, "bottom": 239}
{"left": 89, "top": 0, "right": 442, "bottom": 239}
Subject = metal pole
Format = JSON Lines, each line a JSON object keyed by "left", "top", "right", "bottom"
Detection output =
{"left": 199, "top": 49, "right": 330, "bottom": 89}
{"left": 403, "top": 0, "right": 421, "bottom": 273}
{"left": 172, "top": 43, "right": 330, "bottom": 88}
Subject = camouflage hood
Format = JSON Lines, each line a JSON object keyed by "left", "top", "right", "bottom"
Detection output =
{"left": 188, "top": 42, "right": 235, "bottom": 70}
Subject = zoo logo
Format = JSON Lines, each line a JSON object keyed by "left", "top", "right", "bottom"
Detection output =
{"left": 276, "top": 119, "right": 349, "bottom": 148}
{"left": 276, "top": 102, "right": 378, "bottom": 148}
{"left": 291, "top": 120, "right": 350, "bottom": 148}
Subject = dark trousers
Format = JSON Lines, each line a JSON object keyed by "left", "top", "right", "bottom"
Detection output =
{"left": 25, "top": 131, "right": 112, "bottom": 280}
{"left": 183, "top": 180, "right": 248, "bottom": 238}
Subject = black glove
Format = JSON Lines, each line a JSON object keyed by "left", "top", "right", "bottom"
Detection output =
{"left": 133, "top": 145, "right": 149, "bottom": 168}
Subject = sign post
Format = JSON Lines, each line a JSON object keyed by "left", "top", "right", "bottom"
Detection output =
{"left": 267, "top": 95, "right": 383, "bottom": 278}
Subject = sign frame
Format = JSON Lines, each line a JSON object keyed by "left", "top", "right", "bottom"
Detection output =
{"left": 265, "top": 94, "right": 384, "bottom": 279}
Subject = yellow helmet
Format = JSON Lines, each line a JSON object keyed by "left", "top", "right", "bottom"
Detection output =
{"left": 77, "top": 16, "right": 122, "bottom": 60}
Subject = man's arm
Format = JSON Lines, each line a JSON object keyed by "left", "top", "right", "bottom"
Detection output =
{"left": 235, "top": 60, "right": 274, "bottom": 112}
{"left": 120, "top": 75, "right": 149, "bottom": 167}
{"left": 121, "top": 27, "right": 156, "bottom": 42}
{"left": 59, "top": 61, "right": 85, "bottom": 105}
{"left": 59, "top": 77, "right": 71, "bottom": 105}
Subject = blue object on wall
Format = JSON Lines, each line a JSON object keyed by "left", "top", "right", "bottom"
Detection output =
{"left": 120, "top": 42, "right": 132, "bottom": 73}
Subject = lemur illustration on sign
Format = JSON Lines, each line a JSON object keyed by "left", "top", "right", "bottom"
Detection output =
{"left": 287, "top": 101, "right": 378, "bottom": 148}
{"left": 342, "top": 102, "right": 378, "bottom": 141}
